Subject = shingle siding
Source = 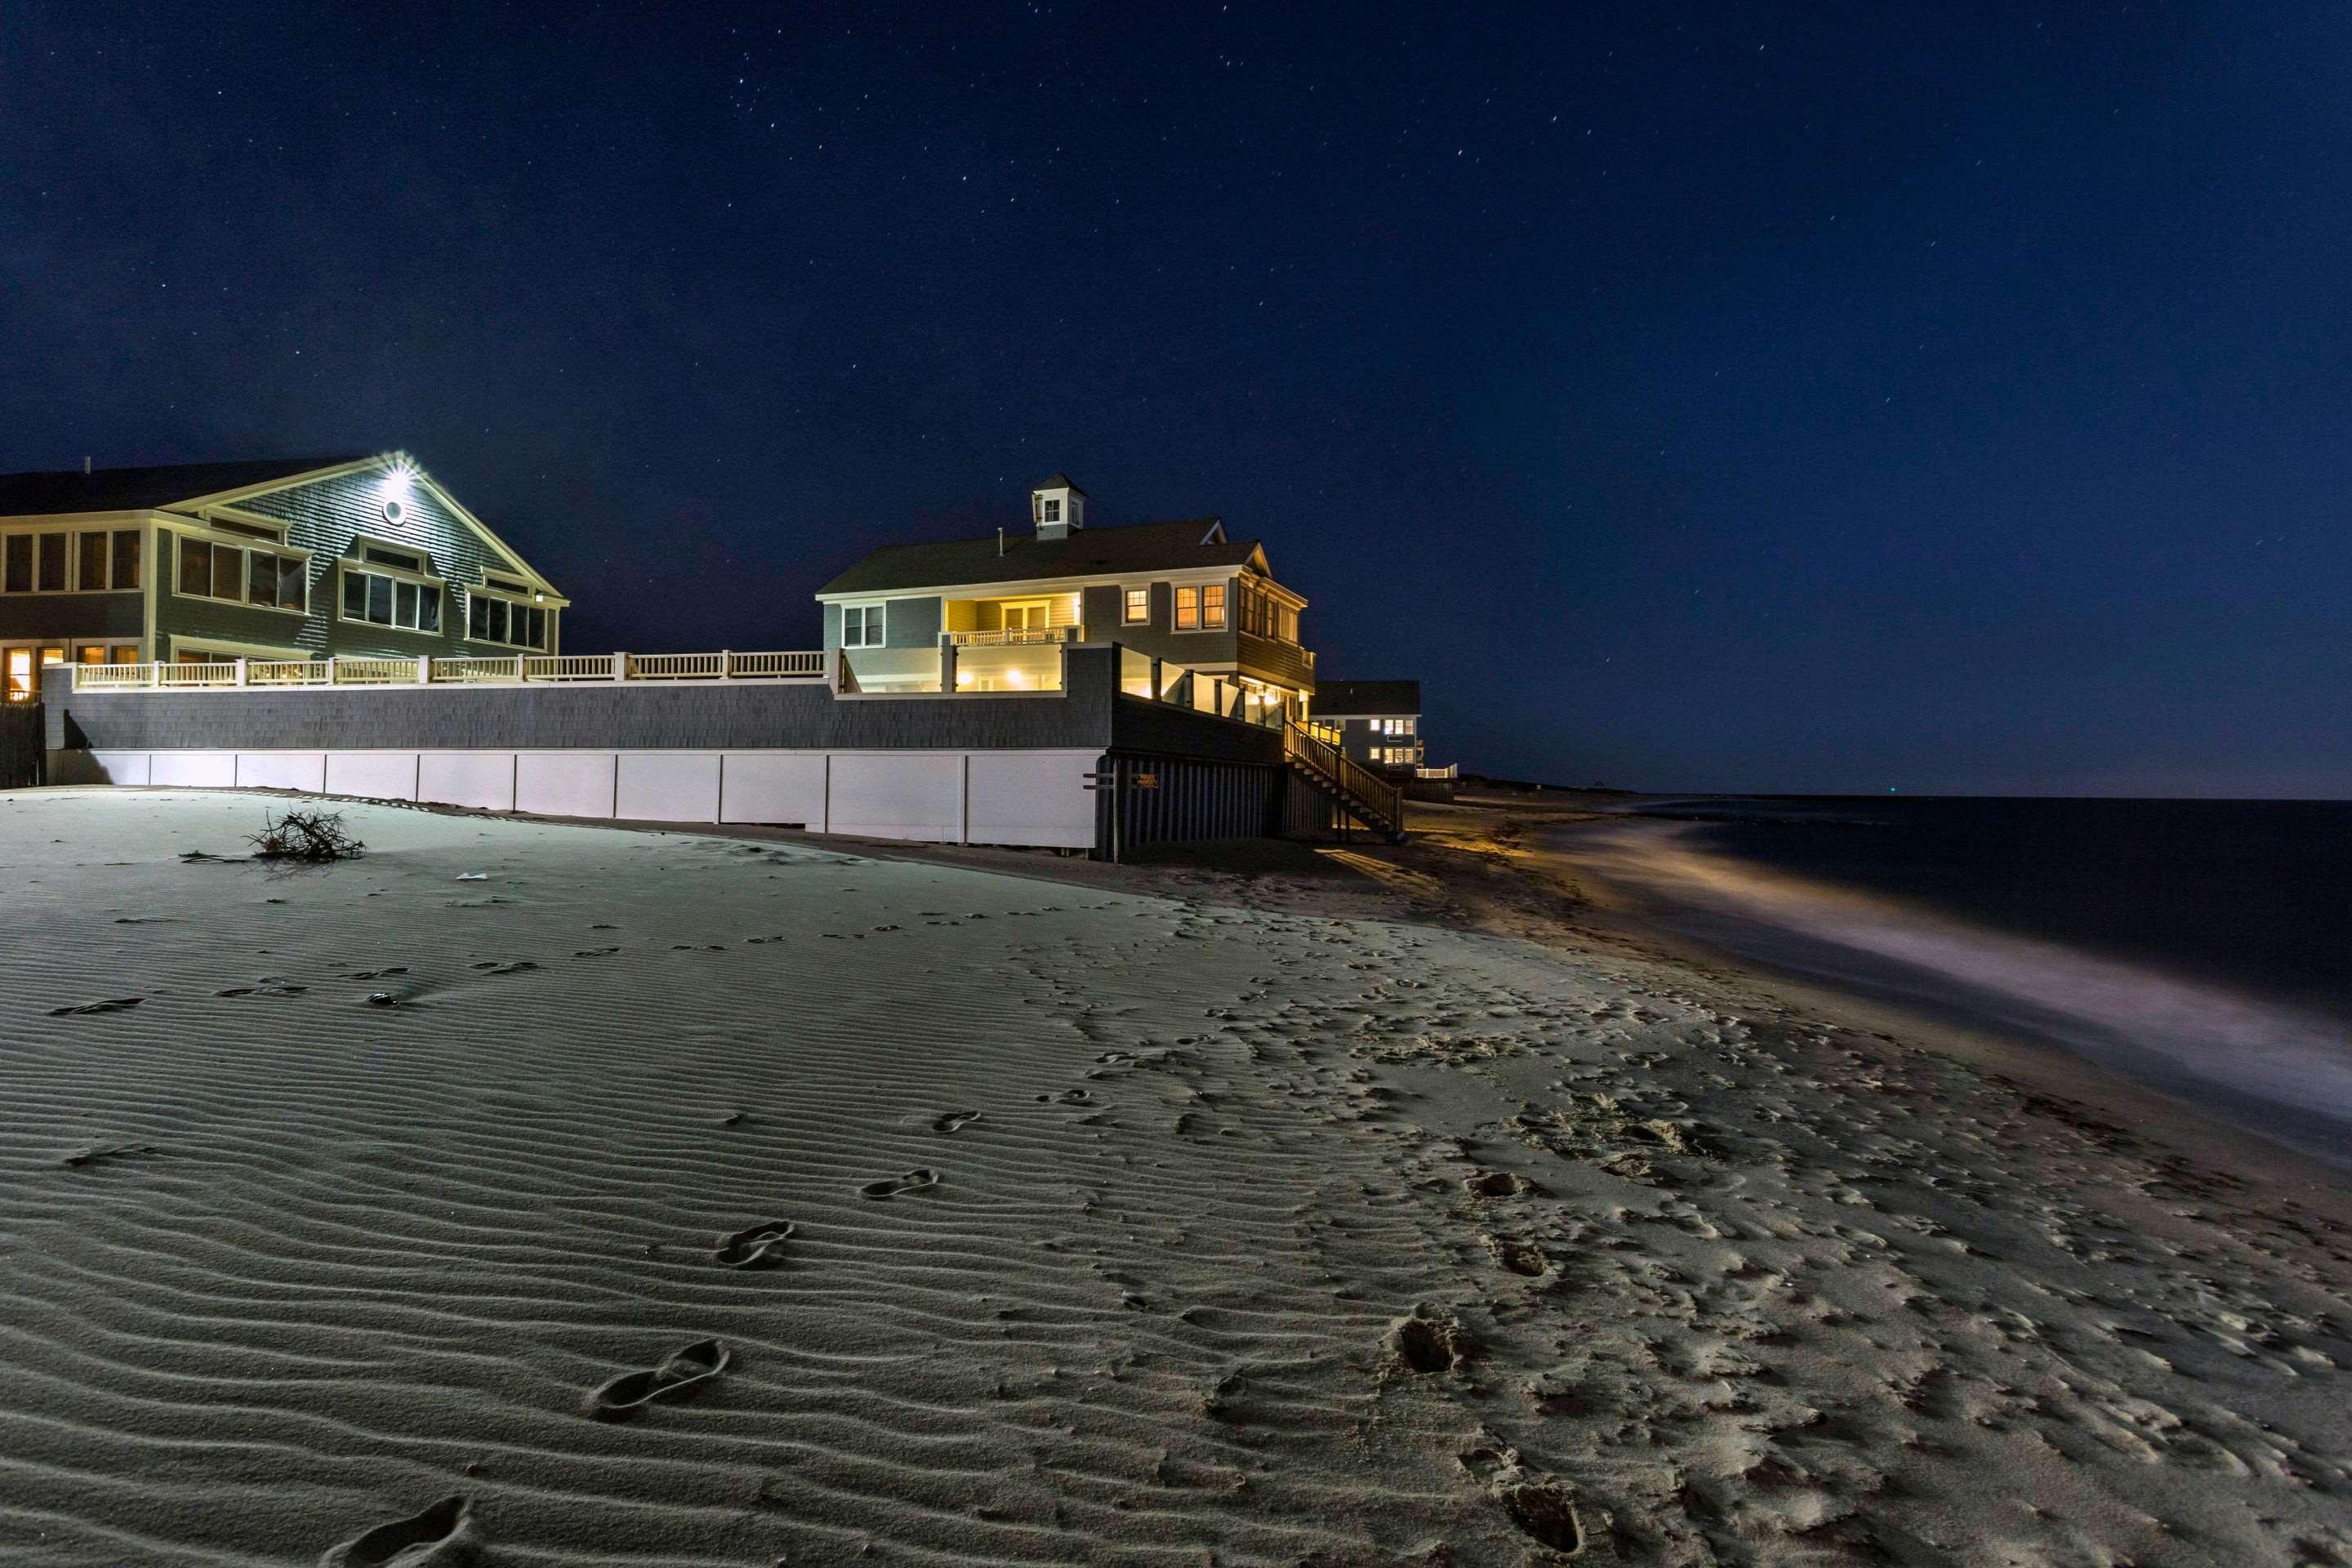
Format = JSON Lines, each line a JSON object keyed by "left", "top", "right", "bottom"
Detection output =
{"left": 161, "top": 468, "right": 550, "bottom": 661}
{"left": 822, "top": 595, "right": 942, "bottom": 653}
{"left": 0, "top": 590, "right": 144, "bottom": 640}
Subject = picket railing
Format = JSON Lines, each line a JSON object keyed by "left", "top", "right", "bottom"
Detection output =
{"left": 729, "top": 649, "right": 826, "bottom": 678}
{"left": 72, "top": 651, "right": 832, "bottom": 693}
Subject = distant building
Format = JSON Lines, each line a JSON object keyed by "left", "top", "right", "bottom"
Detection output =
{"left": 0, "top": 454, "right": 565, "bottom": 701}
{"left": 814, "top": 474, "right": 1316, "bottom": 719}
{"left": 1312, "top": 679, "right": 1425, "bottom": 770}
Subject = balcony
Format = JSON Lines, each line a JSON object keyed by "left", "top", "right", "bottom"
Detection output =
{"left": 942, "top": 626, "right": 1084, "bottom": 648}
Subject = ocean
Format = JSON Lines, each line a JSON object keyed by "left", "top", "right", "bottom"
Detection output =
{"left": 1552, "top": 797, "right": 2352, "bottom": 1169}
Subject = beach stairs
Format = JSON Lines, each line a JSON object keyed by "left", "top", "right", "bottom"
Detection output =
{"left": 1285, "top": 721, "right": 1408, "bottom": 843}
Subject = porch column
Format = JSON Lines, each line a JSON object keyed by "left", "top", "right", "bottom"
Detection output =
{"left": 939, "top": 639, "right": 958, "bottom": 694}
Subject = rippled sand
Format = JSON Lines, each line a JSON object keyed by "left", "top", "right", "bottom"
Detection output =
{"left": 3, "top": 790, "right": 2347, "bottom": 1565}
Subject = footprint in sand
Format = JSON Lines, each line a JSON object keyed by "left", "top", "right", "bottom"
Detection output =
{"left": 859, "top": 1168, "right": 940, "bottom": 1200}
{"left": 1036, "top": 1088, "right": 1094, "bottom": 1106}
{"left": 931, "top": 1110, "right": 982, "bottom": 1134}
{"left": 584, "top": 1338, "right": 730, "bottom": 1420}
{"left": 715, "top": 1220, "right": 795, "bottom": 1269}
{"left": 470, "top": 960, "right": 538, "bottom": 976}
{"left": 320, "top": 1494, "right": 474, "bottom": 1566}
{"left": 572, "top": 947, "right": 620, "bottom": 958}
{"left": 48, "top": 997, "right": 142, "bottom": 1016}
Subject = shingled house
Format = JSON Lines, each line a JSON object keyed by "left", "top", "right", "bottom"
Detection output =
{"left": 1312, "top": 679, "right": 1425, "bottom": 769}
{"left": 0, "top": 454, "right": 564, "bottom": 700}
{"left": 813, "top": 475, "right": 1316, "bottom": 719}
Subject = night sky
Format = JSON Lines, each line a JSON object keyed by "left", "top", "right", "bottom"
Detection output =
{"left": 6, "top": 3, "right": 2346, "bottom": 796}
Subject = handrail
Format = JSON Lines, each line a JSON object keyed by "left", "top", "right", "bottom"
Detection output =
{"left": 942, "top": 626, "right": 1082, "bottom": 648}
{"left": 523, "top": 654, "right": 616, "bottom": 681}
{"left": 332, "top": 658, "right": 421, "bottom": 684}
{"left": 729, "top": 649, "right": 826, "bottom": 677}
{"left": 70, "top": 651, "right": 832, "bottom": 693}
{"left": 1285, "top": 721, "right": 1405, "bottom": 833}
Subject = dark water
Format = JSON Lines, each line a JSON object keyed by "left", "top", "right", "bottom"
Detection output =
{"left": 1555, "top": 797, "right": 2352, "bottom": 1168}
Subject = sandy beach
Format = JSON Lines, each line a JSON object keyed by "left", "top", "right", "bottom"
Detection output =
{"left": 3, "top": 788, "right": 2348, "bottom": 1566}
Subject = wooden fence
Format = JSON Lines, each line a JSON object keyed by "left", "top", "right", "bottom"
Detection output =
{"left": 0, "top": 702, "right": 43, "bottom": 790}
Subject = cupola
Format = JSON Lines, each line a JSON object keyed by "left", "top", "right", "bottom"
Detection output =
{"left": 1031, "top": 474, "right": 1086, "bottom": 540}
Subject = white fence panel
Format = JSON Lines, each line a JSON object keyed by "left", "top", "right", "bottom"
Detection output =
{"left": 615, "top": 754, "right": 722, "bottom": 822}
{"left": 517, "top": 753, "right": 618, "bottom": 818}
{"left": 718, "top": 753, "right": 826, "bottom": 826}
{"left": 325, "top": 753, "right": 421, "bottom": 801}
{"left": 964, "top": 751, "right": 1096, "bottom": 849}
{"left": 418, "top": 752, "right": 516, "bottom": 811}
{"left": 826, "top": 752, "right": 963, "bottom": 842}
{"left": 149, "top": 752, "right": 238, "bottom": 788}
{"left": 236, "top": 753, "right": 327, "bottom": 794}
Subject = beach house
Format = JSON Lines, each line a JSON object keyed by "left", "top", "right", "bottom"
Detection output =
{"left": 38, "top": 468, "right": 1406, "bottom": 855}
{"left": 813, "top": 476, "right": 1316, "bottom": 720}
{"left": 1314, "top": 679, "right": 1424, "bottom": 768}
{"left": 0, "top": 455, "right": 566, "bottom": 701}
{"left": 1313, "top": 678, "right": 1457, "bottom": 798}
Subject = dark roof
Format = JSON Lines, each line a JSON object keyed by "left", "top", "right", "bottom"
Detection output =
{"left": 0, "top": 455, "right": 374, "bottom": 518}
{"left": 818, "top": 516, "right": 1254, "bottom": 595}
{"left": 1034, "top": 473, "right": 1087, "bottom": 495}
{"left": 1314, "top": 679, "right": 1421, "bottom": 715}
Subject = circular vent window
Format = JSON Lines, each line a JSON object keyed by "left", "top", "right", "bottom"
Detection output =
{"left": 382, "top": 498, "right": 405, "bottom": 524}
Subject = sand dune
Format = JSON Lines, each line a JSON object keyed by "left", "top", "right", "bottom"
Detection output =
{"left": 1, "top": 790, "right": 2347, "bottom": 1564}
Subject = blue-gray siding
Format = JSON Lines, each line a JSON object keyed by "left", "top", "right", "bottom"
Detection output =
{"left": 162, "top": 467, "right": 553, "bottom": 662}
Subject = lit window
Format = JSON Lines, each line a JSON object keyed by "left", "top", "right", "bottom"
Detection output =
{"left": 1123, "top": 586, "right": 1149, "bottom": 624}
{"left": 1174, "top": 586, "right": 1199, "bottom": 630}
{"left": 1201, "top": 583, "right": 1227, "bottom": 629}
{"left": 841, "top": 603, "right": 885, "bottom": 648}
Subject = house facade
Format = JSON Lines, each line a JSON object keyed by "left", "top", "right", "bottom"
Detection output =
{"left": 813, "top": 475, "right": 1316, "bottom": 720}
{"left": 1312, "top": 679, "right": 1425, "bottom": 770}
{"left": 0, "top": 454, "right": 564, "bottom": 701}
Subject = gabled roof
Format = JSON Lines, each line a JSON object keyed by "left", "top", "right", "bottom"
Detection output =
{"left": 818, "top": 516, "right": 1259, "bottom": 596}
{"left": 1314, "top": 679, "right": 1421, "bottom": 716}
{"left": 0, "top": 456, "right": 372, "bottom": 518}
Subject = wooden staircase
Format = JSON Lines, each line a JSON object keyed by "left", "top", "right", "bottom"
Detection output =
{"left": 1284, "top": 722, "right": 1407, "bottom": 843}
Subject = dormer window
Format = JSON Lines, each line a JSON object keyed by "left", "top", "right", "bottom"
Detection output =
{"left": 1031, "top": 474, "right": 1085, "bottom": 538}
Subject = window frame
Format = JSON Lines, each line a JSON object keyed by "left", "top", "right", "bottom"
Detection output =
{"left": 13, "top": 527, "right": 145, "bottom": 595}
{"left": 1122, "top": 586, "right": 1150, "bottom": 625}
{"left": 840, "top": 601, "right": 887, "bottom": 648}
{"left": 465, "top": 589, "right": 546, "bottom": 650}
{"left": 174, "top": 533, "right": 310, "bottom": 613}
{"left": 338, "top": 562, "right": 444, "bottom": 635}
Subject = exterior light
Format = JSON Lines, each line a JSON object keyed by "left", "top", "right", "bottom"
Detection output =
{"left": 380, "top": 458, "right": 415, "bottom": 524}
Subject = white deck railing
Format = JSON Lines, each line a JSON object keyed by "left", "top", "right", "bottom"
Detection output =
{"left": 73, "top": 651, "right": 830, "bottom": 693}
{"left": 942, "top": 626, "right": 1083, "bottom": 648}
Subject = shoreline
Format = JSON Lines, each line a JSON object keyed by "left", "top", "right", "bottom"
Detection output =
{"left": 1526, "top": 809, "right": 2352, "bottom": 1204}
{"left": 848, "top": 786, "right": 2352, "bottom": 1214}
